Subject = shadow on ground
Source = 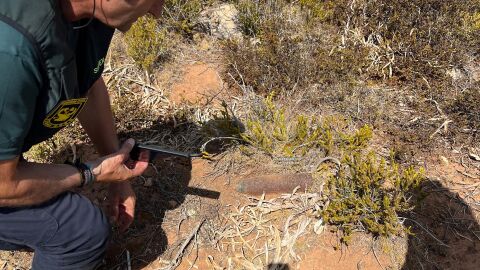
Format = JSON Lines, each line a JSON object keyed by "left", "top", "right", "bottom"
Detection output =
{"left": 45, "top": 116, "right": 230, "bottom": 270}
{"left": 402, "top": 180, "right": 480, "bottom": 270}
{"left": 268, "top": 263, "right": 290, "bottom": 270}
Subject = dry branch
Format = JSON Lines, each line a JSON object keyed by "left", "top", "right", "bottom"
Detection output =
{"left": 164, "top": 219, "right": 206, "bottom": 270}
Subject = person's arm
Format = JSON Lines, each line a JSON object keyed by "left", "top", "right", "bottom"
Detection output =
{"left": 78, "top": 78, "right": 119, "bottom": 156}
{"left": 77, "top": 78, "right": 141, "bottom": 231}
{"left": 0, "top": 139, "right": 144, "bottom": 207}
{"left": 0, "top": 157, "right": 82, "bottom": 206}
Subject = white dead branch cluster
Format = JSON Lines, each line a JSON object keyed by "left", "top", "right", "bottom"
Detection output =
{"left": 209, "top": 189, "right": 324, "bottom": 269}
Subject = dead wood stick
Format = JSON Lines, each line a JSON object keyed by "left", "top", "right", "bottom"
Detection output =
{"left": 430, "top": 119, "right": 453, "bottom": 139}
{"left": 371, "top": 241, "right": 385, "bottom": 270}
{"left": 165, "top": 219, "right": 206, "bottom": 270}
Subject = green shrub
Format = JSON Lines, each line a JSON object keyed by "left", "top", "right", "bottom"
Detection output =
{"left": 234, "top": 94, "right": 425, "bottom": 243}
{"left": 203, "top": 94, "right": 425, "bottom": 243}
{"left": 340, "top": 125, "right": 373, "bottom": 152}
{"left": 125, "top": 16, "right": 169, "bottom": 71}
{"left": 234, "top": 0, "right": 289, "bottom": 37}
{"left": 239, "top": 93, "right": 372, "bottom": 157}
{"left": 322, "top": 151, "right": 425, "bottom": 244}
{"left": 237, "top": 0, "right": 261, "bottom": 36}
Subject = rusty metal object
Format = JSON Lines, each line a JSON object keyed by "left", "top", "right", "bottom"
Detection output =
{"left": 236, "top": 173, "right": 313, "bottom": 195}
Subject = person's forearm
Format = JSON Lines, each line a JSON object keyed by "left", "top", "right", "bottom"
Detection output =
{"left": 77, "top": 78, "right": 129, "bottom": 190}
{"left": 0, "top": 138, "right": 146, "bottom": 207}
{"left": 0, "top": 161, "right": 82, "bottom": 207}
{"left": 78, "top": 78, "right": 119, "bottom": 156}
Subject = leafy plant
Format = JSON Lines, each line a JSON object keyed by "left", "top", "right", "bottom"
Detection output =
{"left": 237, "top": 0, "right": 262, "bottom": 36}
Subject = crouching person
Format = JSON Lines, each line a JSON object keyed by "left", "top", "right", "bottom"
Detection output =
{"left": 0, "top": 0, "right": 164, "bottom": 268}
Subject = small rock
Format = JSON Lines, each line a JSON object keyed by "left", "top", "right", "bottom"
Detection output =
{"left": 469, "top": 153, "right": 480, "bottom": 162}
{"left": 186, "top": 208, "right": 197, "bottom": 217}
{"left": 143, "top": 177, "right": 153, "bottom": 187}
{"left": 439, "top": 156, "right": 449, "bottom": 166}
{"left": 198, "top": 4, "right": 242, "bottom": 40}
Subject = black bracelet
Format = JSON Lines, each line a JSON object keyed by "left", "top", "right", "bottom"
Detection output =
{"left": 65, "top": 160, "right": 95, "bottom": 187}
{"left": 77, "top": 162, "right": 95, "bottom": 187}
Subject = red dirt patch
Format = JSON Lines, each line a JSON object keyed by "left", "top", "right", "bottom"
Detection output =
{"left": 297, "top": 233, "right": 391, "bottom": 270}
{"left": 170, "top": 63, "right": 224, "bottom": 105}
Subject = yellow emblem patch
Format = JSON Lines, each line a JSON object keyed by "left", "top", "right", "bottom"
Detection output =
{"left": 43, "top": 98, "right": 87, "bottom": 128}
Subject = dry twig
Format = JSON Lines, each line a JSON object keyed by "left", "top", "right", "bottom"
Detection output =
{"left": 164, "top": 219, "right": 206, "bottom": 270}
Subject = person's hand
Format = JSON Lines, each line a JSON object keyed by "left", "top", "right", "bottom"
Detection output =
{"left": 87, "top": 139, "right": 148, "bottom": 183}
{"left": 107, "top": 182, "right": 136, "bottom": 232}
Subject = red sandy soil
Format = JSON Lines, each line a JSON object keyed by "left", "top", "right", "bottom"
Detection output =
{"left": 170, "top": 63, "right": 224, "bottom": 105}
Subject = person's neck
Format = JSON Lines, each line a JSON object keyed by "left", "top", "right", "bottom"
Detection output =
{"left": 60, "top": 0, "right": 94, "bottom": 22}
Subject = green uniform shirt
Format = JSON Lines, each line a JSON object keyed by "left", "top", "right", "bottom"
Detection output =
{"left": 0, "top": 19, "right": 114, "bottom": 160}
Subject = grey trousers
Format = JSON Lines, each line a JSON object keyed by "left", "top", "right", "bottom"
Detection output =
{"left": 0, "top": 192, "right": 110, "bottom": 269}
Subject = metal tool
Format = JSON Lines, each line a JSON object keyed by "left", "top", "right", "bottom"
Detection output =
{"left": 130, "top": 143, "right": 202, "bottom": 162}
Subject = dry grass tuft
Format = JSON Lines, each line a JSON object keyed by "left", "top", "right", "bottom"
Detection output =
{"left": 213, "top": 190, "right": 323, "bottom": 268}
